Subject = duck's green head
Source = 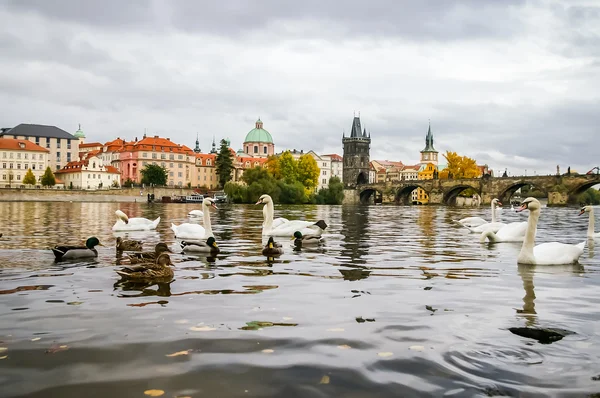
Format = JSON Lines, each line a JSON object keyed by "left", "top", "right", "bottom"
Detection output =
{"left": 86, "top": 237, "right": 102, "bottom": 249}
{"left": 207, "top": 237, "right": 218, "bottom": 248}
{"left": 293, "top": 231, "right": 303, "bottom": 239}
{"left": 155, "top": 243, "right": 172, "bottom": 254}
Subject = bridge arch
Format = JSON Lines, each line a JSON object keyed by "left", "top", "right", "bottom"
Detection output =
{"left": 443, "top": 185, "right": 481, "bottom": 205}
{"left": 395, "top": 184, "right": 427, "bottom": 205}
{"left": 498, "top": 181, "right": 547, "bottom": 205}
{"left": 568, "top": 180, "right": 600, "bottom": 204}
{"left": 359, "top": 188, "right": 383, "bottom": 204}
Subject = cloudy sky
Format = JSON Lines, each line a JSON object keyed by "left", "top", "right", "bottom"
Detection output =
{"left": 0, "top": 0, "right": 598, "bottom": 175}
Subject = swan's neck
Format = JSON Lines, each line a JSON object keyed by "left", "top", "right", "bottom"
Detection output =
{"left": 491, "top": 201, "right": 497, "bottom": 223}
{"left": 203, "top": 205, "right": 214, "bottom": 238}
{"left": 518, "top": 208, "right": 539, "bottom": 264}
{"left": 263, "top": 201, "right": 274, "bottom": 233}
{"left": 480, "top": 230, "right": 497, "bottom": 243}
{"left": 589, "top": 208, "right": 596, "bottom": 238}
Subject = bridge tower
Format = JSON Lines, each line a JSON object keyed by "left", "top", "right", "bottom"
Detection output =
{"left": 419, "top": 121, "right": 438, "bottom": 166}
{"left": 342, "top": 115, "right": 371, "bottom": 187}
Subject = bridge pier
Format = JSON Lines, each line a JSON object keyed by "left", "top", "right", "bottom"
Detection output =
{"left": 547, "top": 190, "right": 569, "bottom": 207}
{"left": 343, "top": 189, "right": 360, "bottom": 205}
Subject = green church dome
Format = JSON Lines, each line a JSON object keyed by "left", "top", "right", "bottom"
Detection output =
{"left": 244, "top": 118, "right": 273, "bottom": 144}
{"left": 74, "top": 123, "right": 85, "bottom": 139}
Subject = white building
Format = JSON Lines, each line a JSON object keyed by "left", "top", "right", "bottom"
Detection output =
{"left": 0, "top": 138, "right": 49, "bottom": 186}
{"left": 0, "top": 124, "right": 81, "bottom": 172}
{"left": 55, "top": 155, "right": 121, "bottom": 189}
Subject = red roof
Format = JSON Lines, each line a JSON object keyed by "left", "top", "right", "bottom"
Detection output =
{"left": 0, "top": 138, "right": 49, "bottom": 152}
{"left": 79, "top": 142, "right": 102, "bottom": 148}
{"left": 323, "top": 154, "right": 343, "bottom": 162}
{"left": 56, "top": 159, "right": 120, "bottom": 174}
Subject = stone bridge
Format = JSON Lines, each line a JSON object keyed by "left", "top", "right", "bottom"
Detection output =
{"left": 344, "top": 173, "right": 600, "bottom": 206}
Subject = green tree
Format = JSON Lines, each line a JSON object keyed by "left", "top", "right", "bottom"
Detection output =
{"left": 439, "top": 151, "right": 481, "bottom": 179}
{"left": 579, "top": 187, "right": 600, "bottom": 205}
{"left": 297, "top": 154, "right": 320, "bottom": 194}
{"left": 140, "top": 164, "right": 168, "bottom": 186}
{"left": 41, "top": 166, "right": 56, "bottom": 187}
{"left": 224, "top": 181, "right": 248, "bottom": 203}
{"left": 278, "top": 151, "right": 298, "bottom": 184}
{"left": 315, "top": 176, "right": 345, "bottom": 204}
{"left": 215, "top": 139, "right": 234, "bottom": 188}
{"left": 23, "top": 168, "right": 36, "bottom": 185}
{"left": 242, "top": 166, "right": 272, "bottom": 186}
{"left": 277, "top": 181, "right": 306, "bottom": 204}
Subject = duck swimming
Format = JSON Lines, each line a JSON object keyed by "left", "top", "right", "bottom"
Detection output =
{"left": 52, "top": 237, "right": 103, "bottom": 260}
{"left": 293, "top": 231, "right": 324, "bottom": 248}
{"left": 127, "top": 242, "right": 172, "bottom": 264}
{"left": 181, "top": 237, "right": 220, "bottom": 255}
{"left": 262, "top": 237, "right": 284, "bottom": 256}
{"left": 115, "top": 253, "right": 174, "bottom": 281}
{"left": 116, "top": 237, "right": 143, "bottom": 252}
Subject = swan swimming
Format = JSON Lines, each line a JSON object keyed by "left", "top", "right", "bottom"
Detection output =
{"left": 516, "top": 197, "right": 585, "bottom": 265}
{"left": 112, "top": 210, "right": 160, "bottom": 231}
{"left": 188, "top": 210, "right": 204, "bottom": 218}
{"left": 255, "top": 194, "right": 327, "bottom": 237}
{"left": 579, "top": 205, "right": 600, "bottom": 239}
{"left": 172, "top": 197, "right": 217, "bottom": 240}
{"left": 455, "top": 198, "right": 502, "bottom": 228}
{"left": 479, "top": 221, "right": 527, "bottom": 243}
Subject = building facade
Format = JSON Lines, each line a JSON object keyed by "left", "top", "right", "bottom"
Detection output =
{"left": 0, "top": 138, "right": 49, "bottom": 186}
{"left": 342, "top": 116, "right": 371, "bottom": 187}
{"left": 0, "top": 124, "right": 81, "bottom": 172}
{"left": 55, "top": 155, "right": 121, "bottom": 189}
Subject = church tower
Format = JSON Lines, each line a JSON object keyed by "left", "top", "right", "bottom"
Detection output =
{"left": 419, "top": 122, "right": 438, "bottom": 166}
{"left": 342, "top": 114, "right": 371, "bottom": 187}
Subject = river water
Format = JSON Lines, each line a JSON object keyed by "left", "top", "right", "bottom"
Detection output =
{"left": 0, "top": 201, "right": 599, "bottom": 397}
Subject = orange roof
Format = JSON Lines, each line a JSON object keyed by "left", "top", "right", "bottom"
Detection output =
{"left": 0, "top": 138, "right": 49, "bottom": 152}
{"left": 403, "top": 165, "right": 421, "bottom": 171}
{"left": 374, "top": 160, "right": 404, "bottom": 168}
{"left": 324, "top": 154, "right": 343, "bottom": 162}
{"left": 56, "top": 159, "right": 120, "bottom": 174}
{"left": 79, "top": 142, "right": 102, "bottom": 148}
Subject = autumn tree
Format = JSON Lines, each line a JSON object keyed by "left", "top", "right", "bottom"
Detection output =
{"left": 278, "top": 151, "right": 298, "bottom": 184}
{"left": 297, "top": 154, "right": 320, "bottom": 194}
{"left": 215, "top": 139, "right": 234, "bottom": 188}
{"left": 41, "top": 166, "right": 56, "bottom": 187}
{"left": 140, "top": 164, "right": 168, "bottom": 186}
{"left": 265, "top": 155, "right": 282, "bottom": 180}
{"left": 23, "top": 169, "right": 36, "bottom": 185}
{"left": 438, "top": 151, "right": 481, "bottom": 179}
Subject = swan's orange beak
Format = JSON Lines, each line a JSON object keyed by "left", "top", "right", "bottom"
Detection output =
{"left": 497, "top": 201, "right": 503, "bottom": 207}
{"left": 211, "top": 203, "right": 218, "bottom": 210}
{"left": 255, "top": 200, "right": 262, "bottom": 205}
{"left": 516, "top": 204, "right": 527, "bottom": 212}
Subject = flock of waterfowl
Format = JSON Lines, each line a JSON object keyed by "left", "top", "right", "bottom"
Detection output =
{"left": 455, "top": 197, "right": 598, "bottom": 265}
{"left": 31, "top": 195, "right": 599, "bottom": 283}
{"left": 47, "top": 194, "right": 328, "bottom": 282}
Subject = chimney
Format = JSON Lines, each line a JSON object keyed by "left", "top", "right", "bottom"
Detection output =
{"left": 154, "top": 135, "right": 159, "bottom": 139}
{"left": 135, "top": 137, "right": 138, "bottom": 141}
{"left": 167, "top": 137, "right": 170, "bottom": 141}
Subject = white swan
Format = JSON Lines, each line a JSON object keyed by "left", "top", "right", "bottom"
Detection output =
{"left": 480, "top": 221, "right": 527, "bottom": 243}
{"left": 256, "top": 194, "right": 327, "bottom": 237}
{"left": 579, "top": 206, "right": 600, "bottom": 239}
{"left": 188, "top": 210, "right": 204, "bottom": 218}
{"left": 455, "top": 198, "right": 501, "bottom": 227}
{"left": 112, "top": 210, "right": 160, "bottom": 231}
{"left": 172, "top": 198, "right": 217, "bottom": 240}
{"left": 516, "top": 197, "right": 585, "bottom": 265}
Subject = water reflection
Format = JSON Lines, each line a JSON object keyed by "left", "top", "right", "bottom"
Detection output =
{"left": 1, "top": 202, "right": 600, "bottom": 397}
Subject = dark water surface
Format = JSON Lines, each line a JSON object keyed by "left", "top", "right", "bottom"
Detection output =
{"left": 1, "top": 202, "right": 599, "bottom": 397}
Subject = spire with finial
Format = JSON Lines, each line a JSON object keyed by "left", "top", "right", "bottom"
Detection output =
{"left": 194, "top": 133, "right": 201, "bottom": 153}
{"left": 421, "top": 120, "right": 436, "bottom": 153}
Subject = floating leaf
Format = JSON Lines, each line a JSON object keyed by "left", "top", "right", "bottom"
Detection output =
{"left": 261, "top": 349, "right": 274, "bottom": 354}
{"left": 409, "top": 345, "right": 425, "bottom": 351}
{"left": 45, "top": 344, "right": 69, "bottom": 354}
{"left": 378, "top": 352, "right": 393, "bottom": 357}
{"left": 67, "top": 301, "right": 83, "bottom": 306}
{"left": 337, "top": 344, "right": 351, "bottom": 350}
{"left": 189, "top": 326, "right": 215, "bottom": 332}
{"left": 240, "top": 321, "right": 297, "bottom": 331}
{"left": 144, "top": 390, "right": 165, "bottom": 397}
{"left": 326, "top": 328, "right": 344, "bottom": 332}
{"left": 31, "top": 338, "right": 41, "bottom": 342}
{"left": 319, "top": 375, "right": 330, "bottom": 384}
{"left": 425, "top": 305, "right": 437, "bottom": 313}
{"left": 166, "top": 350, "right": 191, "bottom": 357}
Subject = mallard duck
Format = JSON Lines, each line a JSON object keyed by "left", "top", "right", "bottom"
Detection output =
{"left": 116, "top": 237, "right": 143, "bottom": 252}
{"left": 293, "top": 231, "right": 324, "bottom": 248}
{"left": 181, "top": 237, "right": 220, "bottom": 254}
{"left": 52, "top": 237, "right": 103, "bottom": 260}
{"left": 127, "top": 242, "right": 172, "bottom": 264}
{"left": 115, "top": 253, "right": 174, "bottom": 281}
{"left": 262, "top": 237, "right": 284, "bottom": 256}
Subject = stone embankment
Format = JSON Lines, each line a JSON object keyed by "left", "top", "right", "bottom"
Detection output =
{"left": 0, "top": 187, "right": 200, "bottom": 202}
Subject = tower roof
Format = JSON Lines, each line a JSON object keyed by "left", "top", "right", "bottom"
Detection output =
{"left": 420, "top": 122, "right": 437, "bottom": 153}
{"left": 244, "top": 118, "right": 273, "bottom": 144}
{"left": 350, "top": 116, "right": 362, "bottom": 138}
{"left": 74, "top": 124, "right": 85, "bottom": 139}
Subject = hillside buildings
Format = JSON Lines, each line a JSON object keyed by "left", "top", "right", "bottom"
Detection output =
{"left": 0, "top": 138, "right": 49, "bottom": 185}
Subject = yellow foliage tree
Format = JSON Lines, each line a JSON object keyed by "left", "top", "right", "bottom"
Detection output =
{"left": 278, "top": 151, "right": 298, "bottom": 184}
{"left": 438, "top": 151, "right": 481, "bottom": 179}
{"left": 297, "top": 154, "right": 320, "bottom": 195}
{"left": 265, "top": 155, "right": 282, "bottom": 180}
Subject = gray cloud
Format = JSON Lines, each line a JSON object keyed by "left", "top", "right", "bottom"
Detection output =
{"left": 0, "top": 0, "right": 598, "bottom": 176}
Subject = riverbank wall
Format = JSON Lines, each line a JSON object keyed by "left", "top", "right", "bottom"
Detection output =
{"left": 0, "top": 187, "right": 199, "bottom": 202}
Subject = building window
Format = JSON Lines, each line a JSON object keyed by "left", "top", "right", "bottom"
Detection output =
{"left": 161, "top": 154, "right": 166, "bottom": 159}
{"left": 143, "top": 152, "right": 148, "bottom": 158}
{"left": 178, "top": 172, "right": 182, "bottom": 177}
{"left": 46, "top": 139, "right": 50, "bottom": 149}
{"left": 169, "top": 172, "right": 174, "bottom": 177}
{"left": 254, "top": 146, "right": 258, "bottom": 153}
{"left": 178, "top": 155, "right": 183, "bottom": 160}
{"left": 152, "top": 153, "right": 157, "bottom": 159}
{"left": 322, "top": 179, "right": 326, "bottom": 184}
{"left": 178, "top": 163, "right": 182, "bottom": 168}
{"left": 67, "top": 153, "right": 71, "bottom": 161}
{"left": 32, "top": 164, "right": 36, "bottom": 170}
{"left": 24, "top": 163, "right": 28, "bottom": 169}
{"left": 1, "top": 163, "right": 4, "bottom": 169}
{"left": 35, "top": 137, "right": 40, "bottom": 145}
{"left": 323, "top": 170, "right": 327, "bottom": 175}
{"left": 56, "top": 165, "right": 60, "bottom": 170}
{"left": 9, "top": 163, "right": 13, "bottom": 169}
{"left": 263, "top": 146, "right": 267, "bottom": 154}
{"left": 169, "top": 154, "right": 174, "bottom": 160}
{"left": 67, "top": 139, "right": 71, "bottom": 149}
{"left": 56, "top": 139, "right": 61, "bottom": 148}
{"left": 17, "top": 174, "right": 21, "bottom": 180}
{"left": 169, "top": 163, "right": 174, "bottom": 168}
